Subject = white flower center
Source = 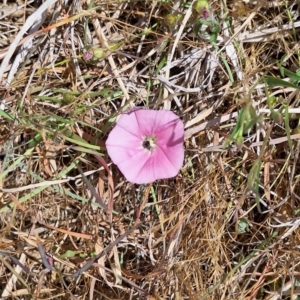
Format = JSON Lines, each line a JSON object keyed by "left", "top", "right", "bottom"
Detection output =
{"left": 142, "top": 136, "right": 157, "bottom": 151}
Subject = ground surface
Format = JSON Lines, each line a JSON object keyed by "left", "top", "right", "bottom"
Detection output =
{"left": 0, "top": 0, "right": 300, "bottom": 299}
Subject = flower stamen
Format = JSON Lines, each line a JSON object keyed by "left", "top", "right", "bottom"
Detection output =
{"left": 142, "top": 136, "right": 157, "bottom": 151}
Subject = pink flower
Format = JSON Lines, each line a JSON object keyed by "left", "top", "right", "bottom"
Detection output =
{"left": 106, "top": 109, "right": 184, "bottom": 184}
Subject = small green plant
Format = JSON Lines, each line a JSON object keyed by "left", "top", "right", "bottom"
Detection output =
{"left": 193, "top": 0, "right": 220, "bottom": 43}
{"left": 225, "top": 100, "right": 262, "bottom": 149}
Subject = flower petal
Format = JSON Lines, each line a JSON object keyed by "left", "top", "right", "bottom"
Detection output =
{"left": 114, "top": 110, "right": 143, "bottom": 139}
{"left": 117, "top": 150, "right": 155, "bottom": 184}
{"left": 156, "top": 144, "right": 184, "bottom": 175}
{"left": 155, "top": 117, "right": 184, "bottom": 148}
{"left": 114, "top": 143, "right": 184, "bottom": 184}
{"left": 133, "top": 109, "right": 181, "bottom": 136}
{"left": 106, "top": 125, "right": 142, "bottom": 164}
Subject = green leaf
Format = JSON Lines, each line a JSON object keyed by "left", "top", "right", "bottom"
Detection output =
{"left": 277, "top": 65, "right": 300, "bottom": 82}
{"left": 283, "top": 104, "right": 293, "bottom": 156}
{"left": 60, "top": 250, "right": 77, "bottom": 259}
{"left": 265, "top": 76, "right": 300, "bottom": 90}
{"left": 69, "top": 145, "right": 104, "bottom": 156}
{"left": 193, "top": 20, "right": 202, "bottom": 36}
{"left": 156, "top": 55, "right": 167, "bottom": 75}
{"left": 210, "top": 32, "right": 218, "bottom": 43}
{"left": 0, "top": 109, "right": 14, "bottom": 121}
{"left": 247, "top": 159, "right": 262, "bottom": 211}
{"left": 62, "top": 130, "right": 101, "bottom": 150}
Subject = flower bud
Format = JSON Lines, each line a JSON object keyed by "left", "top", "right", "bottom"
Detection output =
{"left": 290, "top": 113, "right": 298, "bottom": 120}
{"left": 267, "top": 96, "right": 276, "bottom": 108}
{"left": 62, "top": 93, "right": 74, "bottom": 104}
{"left": 165, "top": 14, "right": 177, "bottom": 27}
{"left": 164, "top": 14, "right": 183, "bottom": 27}
{"left": 194, "top": 0, "right": 209, "bottom": 13}
{"left": 292, "top": 126, "right": 300, "bottom": 134}
{"left": 83, "top": 45, "right": 105, "bottom": 62}
{"left": 194, "top": 0, "right": 210, "bottom": 19}
{"left": 270, "top": 110, "right": 283, "bottom": 124}
{"left": 236, "top": 135, "right": 244, "bottom": 150}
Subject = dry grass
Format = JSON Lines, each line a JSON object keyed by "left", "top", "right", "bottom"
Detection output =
{"left": 0, "top": 0, "right": 300, "bottom": 299}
